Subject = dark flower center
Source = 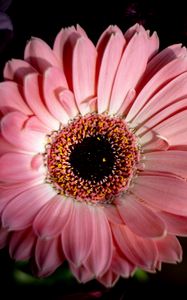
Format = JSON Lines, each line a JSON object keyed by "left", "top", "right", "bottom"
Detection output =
{"left": 69, "top": 135, "right": 115, "bottom": 181}
{"left": 46, "top": 114, "right": 139, "bottom": 204}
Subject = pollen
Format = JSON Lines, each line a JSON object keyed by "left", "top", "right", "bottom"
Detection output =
{"left": 45, "top": 114, "right": 139, "bottom": 204}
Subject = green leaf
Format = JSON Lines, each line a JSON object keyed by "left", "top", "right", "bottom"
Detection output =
{"left": 133, "top": 269, "right": 149, "bottom": 282}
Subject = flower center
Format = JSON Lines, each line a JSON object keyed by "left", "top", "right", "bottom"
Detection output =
{"left": 69, "top": 135, "right": 115, "bottom": 181}
{"left": 45, "top": 114, "right": 139, "bottom": 204}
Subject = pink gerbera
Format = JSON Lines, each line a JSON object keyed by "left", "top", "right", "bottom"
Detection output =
{"left": 0, "top": 23, "right": 187, "bottom": 287}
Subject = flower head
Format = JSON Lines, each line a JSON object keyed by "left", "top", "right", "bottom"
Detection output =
{"left": 0, "top": 23, "right": 187, "bottom": 287}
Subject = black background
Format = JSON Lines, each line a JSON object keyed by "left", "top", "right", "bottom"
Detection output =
{"left": 1, "top": 0, "right": 187, "bottom": 299}
{"left": 1, "top": 0, "right": 187, "bottom": 72}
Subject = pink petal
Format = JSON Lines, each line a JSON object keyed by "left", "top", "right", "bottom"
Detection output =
{"left": 116, "top": 88, "right": 136, "bottom": 116}
{"left": 54, "top": 28, "right": 82, "bottom": 89}
{"left": 25, "top": 115, "right": 49, "bottom": 133}
{"left": 103, "top": 205, "right": 124, "bottom": 224}
{"left": 131, "top": 175, "right": 187, "bottom": 215}
{"left": 140, "top": 44, "right": 186, "bottom": 87}
{"left": 97, "top": 29, "right": 125, "bottom": 113}
{"left": 97, "top": 270, "right": 119, "bottom": 287}
{"left": 0, "top": 134, "right": 20, "bottom": 155}
{"left": 156, "top": 235, "right": 182, "bottom": 263}
{"left": 0, "top": 179, "right": 43, "bottom": 214}
{"left": 3, "top": 59, "right": 37, "bottom": 84}
{"left": 124, "top": 23, "right": 141, "bottom": 40}
{"left": 146, "top": 31, "right": 159, "bottom": 60}
{"left": 35, "top": 236, "right": 64, "bottom": 277}
{"left": 24, "top": 73, "right": 59, "bottom": 130}
{"left": 31, "top": 154, "right": 44, "bottom": 170}
{"left": 136, "top": 98, "right": 187, "bottom": 136}
{"left": 84, "top": 207, "right": 113, "bottom": 276}
{"left": 142, "top": 110, "right": 187, "bottom": 147}
{"left": 72, "top": 36, "right": 97, "bottom": 115}
{"left": 0, "top": 81, "right": 32, "bottom": 115}
{"left": 96, "top": 26, "right": 122, "bottom": 82}
{"left": 70, "top": 264, "right": 94, "bottom": 283}
{"left": 59, "top": 89, "right": 79, "bottom": 119}
{"left": 124, "top": 24, "right": 159, "bottom": 60}
{"left": 24, "top": 37, "right": 61, "bottom": 73}
{"left": 133, "top": 72, "right": 187, "bottom": 127}
{"left": 112, "top": 224, "right": 158, "bottom": 271}
{"left": 53, "top": 26, "right": 83, "bottom": 67}
{"left": 159, "top": 211, "right": 187, "bottom": 236}
{"left": 44, "top": 67, "right": 78, "bottom": 121}
{"left": 0, "top": 152, "right": 44, "bottom": 183}
{"left": 9, "top": 227, "right": 36, "bottom": 260}
{"left": 111, "top": 250, "right": 135, "bottom": 277}
{"left": 62, "top": 202, "right": 94, "bottom": 266}
{"left": 96, "top": 25, "right": 123, "bottom": 49}
{"left": 43, "top": 67, "right": 70, "bottom": 124}
{"left": 0, "top": 226, "right": 9, "bottom": 249}
{"left": 53, "top": 27, "right": 75, "bottom": 62}
{"left": 44, "top": 66, "right": 68, "bottom": 89}
{"left": 109, "top": 31, "right": 149, "bottom": 114}
{"left": 154, "top": 260, "right": 162, "bottom": 271}
{"left": 87, "top": 97, "right": 97, "bottom": 113}
{"left": 1, "top": 111, "right": 46, "bottom": 152}
{"left": 127, "top": 56, "right": 187, "bottom": 123}
{"left": 144, "top": 150, "right": 187, "bottom": 178}
{"left": 116, "top": 194, "right": 166, "bottom": 238}
{"left": 0, "top": 187, "right": 22, "bottom": 214}
{"left": 33, "top": 195, "right": 72, "bottom": 238}
{"left": 2, "top": 183, "right": 56, "bottom": 230}
{"left": 140, "top": 132, "right": 169, "bottom": 152}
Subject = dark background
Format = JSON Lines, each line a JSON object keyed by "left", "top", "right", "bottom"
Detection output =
{"left": 1, "top": 0, "right": 187, "bottom": 73}
{"left": 1, "top": 0, "right": 187, "bottom": 299}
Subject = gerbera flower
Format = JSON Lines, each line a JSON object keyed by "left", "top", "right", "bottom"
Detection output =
{"left": 1, "top": 23, "right": 187, "bottom": 287}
